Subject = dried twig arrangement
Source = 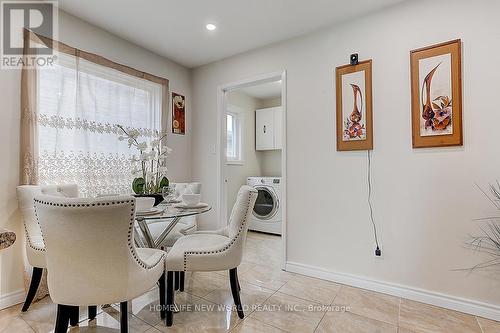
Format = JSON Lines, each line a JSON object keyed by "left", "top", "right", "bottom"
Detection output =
{"left": 463, "top": 183, "right": 500, "bottom": 271}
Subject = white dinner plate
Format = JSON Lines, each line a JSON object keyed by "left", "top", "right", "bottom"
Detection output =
{"left": 136, "top": 207, "right": 163, "bottom": 216}
{"left": 174, "top": 202, "right": 209, "bottom": 209}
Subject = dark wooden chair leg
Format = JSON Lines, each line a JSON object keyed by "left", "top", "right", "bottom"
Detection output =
{"left": 236, "top": 272, "right": 241, "bottom": 291}
{"left": 69, "top": 305, "right": 79, "bottom": 326}
{"left": 166, "top": 271, "right": 174, "bottom": 326}
{"left": 229, "top": 268, "right": 244, "bottom": 319}
{"left": 120, "top": 301, "right": 128, "bottom": 333}
{"left": 174, "top": 271, "right": 180, "bottom": 291}
{"left": 54, "top": 304, "right": 71, "bottom": 333}
{"left": 88, "top": 305, "right": 97, "bottom": 321}
{"left": 159, "top": 272, "right": 166, "bottom": 319}
{"left": 179, "top": 271, "right": 185, "bottom": 292}
{"left": 22, "top": 267, "right": 43, "bottom": 312}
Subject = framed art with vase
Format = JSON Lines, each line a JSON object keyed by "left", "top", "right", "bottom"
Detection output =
{"left": 410, "top": 39, "right": 463, "bottom": 148}
{"left": 336, "top": 59, "right": 373, "bottom": 151}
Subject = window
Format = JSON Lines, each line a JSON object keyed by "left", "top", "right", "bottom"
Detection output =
{"left": 226, "top": 107, "right": 243, "bottom": 164}
{"left": 37, "top": 52, "right": 164, "bottom": 196}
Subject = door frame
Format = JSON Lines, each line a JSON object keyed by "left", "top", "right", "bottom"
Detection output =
{"left": 216, "top": 70, "right": 287, "bottom": 270}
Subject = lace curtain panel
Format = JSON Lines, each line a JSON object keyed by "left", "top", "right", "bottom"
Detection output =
{"left": 21, "top": 32, "right": 169, "bottom": 196}
{"left": 36, "top": 54, "right": 163, "bottom": 196}
{"left": 21, "top": 31, "right": 169, "bottom": 197}
{"left": 21, "top": 36, "right": 170, "bottom": 199}
{"left": 20, "top": 39, "right": 38, "bottom": 185}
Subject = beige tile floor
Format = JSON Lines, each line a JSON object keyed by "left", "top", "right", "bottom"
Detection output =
{"left": 1, "top": 231, "right": 499, "bottom": 333}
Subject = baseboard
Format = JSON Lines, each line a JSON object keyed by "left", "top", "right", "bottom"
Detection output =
{"left": 0, "top": 289, "right": 25, "bottom": 310}
{"left": 285, "top": 261, "right": 500, "bottom": 321}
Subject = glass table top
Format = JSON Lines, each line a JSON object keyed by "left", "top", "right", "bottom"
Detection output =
{"left": 135, "top": 202, "right": 212, "bottom": 220}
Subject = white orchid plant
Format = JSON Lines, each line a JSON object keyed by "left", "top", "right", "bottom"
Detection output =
{"left": 117, "top": 125, "right": 172, "bottom": 194}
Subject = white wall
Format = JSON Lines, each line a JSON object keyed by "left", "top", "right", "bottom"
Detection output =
{"left": 259, "top": 97, "right": 281, "bottom": 109}
{"left": 226, "top": 91, "right": 262, "bottom": 216}
{"left": 0, "top": 68, "right": 24, "bottom": 307}
{"left": 260, "top": 150, "right": 281, "bottom": 177}
{"left": 191, "top": 0, "right": 500, "bottom": 314}
{"left": 0, "top": 10, "right": 192, "bottom": 306}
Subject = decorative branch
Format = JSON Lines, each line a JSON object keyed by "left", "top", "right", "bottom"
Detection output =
{"left": 461, "top": 182, "right": 500, "bottom": 272}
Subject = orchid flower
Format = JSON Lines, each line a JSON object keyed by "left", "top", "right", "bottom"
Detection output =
{"left": 117, "top": 124, "right": 170, "bottom": 194}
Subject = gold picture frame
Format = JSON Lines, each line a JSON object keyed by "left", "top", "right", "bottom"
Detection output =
{"left": 336, "top": 60, "right": 373, "bottom": 151}
{"left": 410, "top": 39, "right": 463, "bottom": 148}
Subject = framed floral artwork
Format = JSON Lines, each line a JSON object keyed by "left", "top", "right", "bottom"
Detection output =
{"left": 410, "top": 39, "right": 462, "bottom": 148}
{"left": 172, "top": 92, "right": 185, "bottom": 135}
{"left": 336, "top": 60, "right": 373, "bottom": 151}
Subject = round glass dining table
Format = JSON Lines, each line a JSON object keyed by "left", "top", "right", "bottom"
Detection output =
{"left": 134, "top": 202, "right": 212, "bottom": 249}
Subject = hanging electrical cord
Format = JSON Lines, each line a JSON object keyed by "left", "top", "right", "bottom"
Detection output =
{"left": 367, "top": 150, "right": 381, "bottom": 256}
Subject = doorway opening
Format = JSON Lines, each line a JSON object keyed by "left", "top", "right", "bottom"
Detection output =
{"left": 217, "top": 71, "right": 287, "bottom": 270}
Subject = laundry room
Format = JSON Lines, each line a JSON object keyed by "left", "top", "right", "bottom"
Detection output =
{"left": 223, "top": 77, "right": 285, "bottom": 265}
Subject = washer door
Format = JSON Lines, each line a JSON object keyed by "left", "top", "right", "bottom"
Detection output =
{"left": 252, "top": 186, "right": 278, "bottom": 220}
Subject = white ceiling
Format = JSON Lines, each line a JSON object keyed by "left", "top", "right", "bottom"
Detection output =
{"left": 56, "top": 0, "right": 410, "bottom": 68}
{"left": 237, "top": 81, "right": 282, "bottom": 100}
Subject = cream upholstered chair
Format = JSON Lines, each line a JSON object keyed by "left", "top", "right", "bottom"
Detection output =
{"left": 16, "top": 184, "right": 80, "bottom": 312}
{"left": 164, "top": 185, "right": 258, "bottom": 326}
{"left": 148, "top": 182, "right": 200, "bottom": 290}
{"left": 33, "top": 195, "right": 166, "bottom": 333}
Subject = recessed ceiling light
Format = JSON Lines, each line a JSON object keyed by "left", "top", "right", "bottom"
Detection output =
{"left": 206, "top": 23, "right": 217, "bottom": 31}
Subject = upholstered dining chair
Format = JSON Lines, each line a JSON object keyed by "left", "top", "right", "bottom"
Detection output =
{"left": 33, "top": 195, "right": 166, "bottom": 333}
{"left": 148, "top": 182, "right": 200, "bottom": 290}
{"left": 16, "top": 184, "right": 80, "bottom": 312}
{"left": 164, "top": 185, "right": 258, "bottom": 326}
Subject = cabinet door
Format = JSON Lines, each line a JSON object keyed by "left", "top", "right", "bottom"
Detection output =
{"left": 256, "top": 109, "right": 274, "bottom": 150}
{"left": 273, "top": 107, "right": 283, "bottom": 149}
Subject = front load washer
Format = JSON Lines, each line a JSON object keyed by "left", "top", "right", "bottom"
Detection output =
{"left": 247, "top": 177, "right": 282, "bottom": 235}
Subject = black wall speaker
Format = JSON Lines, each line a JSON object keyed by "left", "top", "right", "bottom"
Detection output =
{"left": 350, "top": 53, "right": 359, "bottom": 66}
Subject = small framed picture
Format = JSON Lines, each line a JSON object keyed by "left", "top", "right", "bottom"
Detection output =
{"left": 410, "top": 39, "right": 462, "bottom": 148}
{"left": 172, "top": 92, "right": 186, "bottom": 135}
{"left": 336, "top": 60, "right": 373, "bottom": 151}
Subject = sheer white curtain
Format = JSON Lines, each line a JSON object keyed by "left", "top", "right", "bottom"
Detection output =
{"left": 37, "top": 52, "right": 163, "bottom": 197}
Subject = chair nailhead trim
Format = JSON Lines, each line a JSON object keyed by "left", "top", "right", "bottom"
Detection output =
{"left": 183, "top": 192, "right": 257, "bottom": 271}
{"left": 33, "top": 208, "right": 47, "bottom": 252}
{"left": 25, "top": 214, "right": 45, "bottom": 252}
{"left": 33, "top": 198, "right": 165, "bottom": 271}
